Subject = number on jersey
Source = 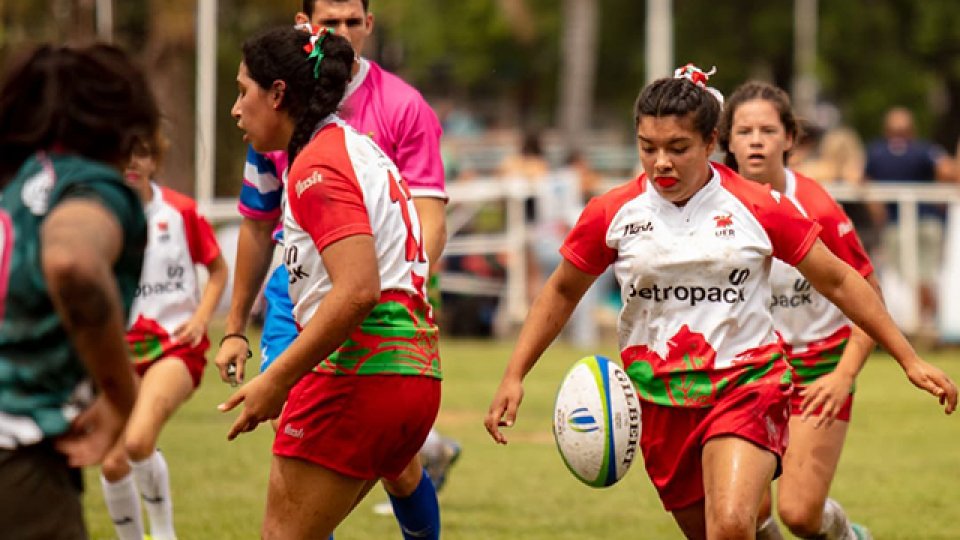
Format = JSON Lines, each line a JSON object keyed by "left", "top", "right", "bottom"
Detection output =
{"left": 388, "top": 172, "right": 426, "bottom": 263}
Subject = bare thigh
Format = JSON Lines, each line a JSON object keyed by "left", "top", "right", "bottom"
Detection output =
{"left": 381, "top": 453, "right": 424, "bottom": 498}
{"left": 124, "top": 358, "right": 194, "bottom": 460}
{"left": 262, "top": 455, "right": 376, "bottom": 540}
{"left": 777, "top": 416, "right": 848, "bottom": 519}
{"left": 702, "top": 435, "right": 777, "bottom": 540}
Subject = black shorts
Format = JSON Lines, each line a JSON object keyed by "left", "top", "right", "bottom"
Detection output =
{"left": 0, "top": 441, "right": 87, "bottom": 539}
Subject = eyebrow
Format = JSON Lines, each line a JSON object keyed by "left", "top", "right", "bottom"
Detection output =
{"left": 637, "top": 136, "right": 692, "bottom": 144}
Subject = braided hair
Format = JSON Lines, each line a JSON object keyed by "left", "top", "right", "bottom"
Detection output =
{"left": 241, "top": 26, "right": 355, "bottom": 163}
{"left": 0, "top": 43, "right": 161, "bottom": 186}
{"left": 633, "top": 77, "right": 722, "bottom": 142}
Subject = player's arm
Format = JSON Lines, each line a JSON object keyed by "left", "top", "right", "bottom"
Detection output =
{"left": 796, "top": 240, "right": 957, "bottom": 414}
{"left": 221, "top": 234, "right": 380, "bottom": 440}
{"left": 413, "top": 197, "right": 447, "bottom": 274}
{"left": 214, "top": 216, "right": 277, "bottom": 383}
{"left": 42, "top": 198, "right": 138, "bottom": 465}
{"left": 484, "top": 260, "right": 597, "bottom": 444}
{"left": 799, "top": 272, "right": 881, "bottom": 426}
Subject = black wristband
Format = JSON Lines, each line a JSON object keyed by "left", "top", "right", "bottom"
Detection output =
{"left": 220, "top": 333, "right": 253, "bottom": 358}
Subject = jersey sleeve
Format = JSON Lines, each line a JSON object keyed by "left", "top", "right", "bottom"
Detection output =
{"left": 814, "top": 203, "right": 874, "bottom": 277}
{"left": 560, "top": 196, "right": 617, "bottom": 275}
{"left": 238, "top": 146, "right": 284, "bottom": 221}
{"left": 160, "top": 188, "right": 221, "bottom": 266}
{"left": 287, "top": 163, "right": 372, "bottom": 253}
{"left": 756, "top": 191, "right": 821, "bottom": 266}
{"left": 393, "top": 98, "right": 447, "bottom": 200}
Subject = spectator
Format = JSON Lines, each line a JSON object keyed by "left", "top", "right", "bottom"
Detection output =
{"left": 865, "top": 107, "right": 956, "bottom": 329}
{"left": 799, "top": 126, "right": 884, "bottom": 256}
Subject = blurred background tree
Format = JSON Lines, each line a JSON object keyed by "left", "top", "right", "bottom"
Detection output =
{"left": 2, "top": 0, "right": 959, "bottom": 194}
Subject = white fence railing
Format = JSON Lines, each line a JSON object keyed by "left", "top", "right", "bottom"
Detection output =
{"left": 199, "top": 179, "right": 960, "bottom": 339}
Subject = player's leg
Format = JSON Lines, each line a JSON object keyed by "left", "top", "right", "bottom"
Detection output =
{"left": 262, "top": 455, "right": 375, "bottom": 539}
{"left": 123, "top": 357, "right": 195, "bottom": 540}
{"left": 777, "top": 411, "right": 861, "bottom": 539}
{"left": 420, "top": 428, "right": 462, "bottom": 491}
{"left": 756, "top": 486, "right": 785, "bottom": 540}
{"left": 702, "top": 435, "right": 778, "bottom": 540}
{"left": 671, "top": 500, "right": 707, "bottom": 540}
{"left": 382, "top": 454, "right": 440, "bottom": 540}
{"left": 100, "top": 436, "right": 143, "bottom": 540}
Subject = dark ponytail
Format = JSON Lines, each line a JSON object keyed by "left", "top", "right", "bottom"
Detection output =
{"left": 0, "top": 43, "right": 160, "bottom": 186}
{"left": 242, "top": 26, "right": 355, "bottom": 163}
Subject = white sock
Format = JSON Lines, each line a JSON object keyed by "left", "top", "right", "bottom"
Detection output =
{"left": 100, "top": 473, "right": 144, "bottom": 540}
{"left": 757, "top": 516, "right": 785, "bottom": 540}
{"left": 131, "top": 450, "right": 176, "bottom": 540}
{"left": 819, "top": 498, "right": 856, "bottom": 540}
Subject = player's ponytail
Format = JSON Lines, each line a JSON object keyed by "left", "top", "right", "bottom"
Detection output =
{"left": 241, "top": 25, "right": 354, "bottom": 164}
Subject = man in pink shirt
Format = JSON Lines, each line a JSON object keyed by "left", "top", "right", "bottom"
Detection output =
{"left": 215, "top": 2, "right": 453, "bottom": 538}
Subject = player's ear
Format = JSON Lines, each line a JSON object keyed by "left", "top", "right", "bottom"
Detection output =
{"left": 294, "top": 12, "right": 309, "bottom": 25}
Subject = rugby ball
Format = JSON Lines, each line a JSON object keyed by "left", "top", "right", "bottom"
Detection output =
{"left": 553, "top": 355, "right": 641, "bottom": 488}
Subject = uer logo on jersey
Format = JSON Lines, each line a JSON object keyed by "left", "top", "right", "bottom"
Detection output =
{"left": 714, "top": 213, "right": 735, "bottom": 238}
{"left": 627, "top": 268, "right": 750, "bottom": 307}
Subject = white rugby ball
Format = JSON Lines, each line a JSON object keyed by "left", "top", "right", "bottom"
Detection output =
{"left": 553, "top": 355, "right": 641, "bottom": 488}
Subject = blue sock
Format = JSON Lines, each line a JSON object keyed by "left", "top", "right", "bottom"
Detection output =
{"left": 389, "top": 469, "right": 440, "bottom": 540}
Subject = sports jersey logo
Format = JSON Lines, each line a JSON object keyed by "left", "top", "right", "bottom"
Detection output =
{"left": 156, "top": 220, "right": 170, "bottom": 242}
{"left": 622, "top": 221, "right": 654, "bottom": 237}
{"left": 21, "top": 168, "right": 55, "bottom": 215}
{"left": 284, "top": 244, "right": 310, "bottom": 284}
{"left": 714, "top": 213, "right": 735, "bottom": 238}
{"left": 728, "top": 268, "right": 750, "bottom": 286}
{"left": 770, "top": 278, "right": 813, "bottom": 309}
{"left": 837, "top": 220, "right": 854, "bottom": 236}
{"left": 295, "top": 171, "right": 323, "bottom": 198}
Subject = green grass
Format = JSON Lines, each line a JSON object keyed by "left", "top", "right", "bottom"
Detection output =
{"left": 83, "top": 334, "right": 960, "bottom": 539}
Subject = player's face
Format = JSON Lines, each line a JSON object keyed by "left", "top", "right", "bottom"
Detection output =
{"left": 309, "top": 0, "right": 373, "bottom": 57}
{"left": 124, "top": 145, "right": 156, "bottom": 201}
{"left": 232, "top": 62, "right": 290, "bottom": 153}
{"left": 727, "top": 99, "right": 794, "bottom": 183}
{"left": 637, "top": 114, "right": 716, "bottom": 205}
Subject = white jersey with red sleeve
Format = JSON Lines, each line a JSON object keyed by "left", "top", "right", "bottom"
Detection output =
{"left": 127, "top": 183, "right": 221, "bottom": 364}
{"left": 281, "top": 116, "right": 439, "bottom": 378}
{"left": 561, "top": 163, "right": 820, "bottom": 407}
{"left": 769, "top": 169, "right": 874, "bottom": 385}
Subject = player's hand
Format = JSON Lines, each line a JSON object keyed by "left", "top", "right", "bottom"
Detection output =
{"left": 218, "top": 372, "right": 289, "bottom": 441}
{"left": 214, "top": 335, "right": 250, "bottom": 386}
{"left": 484, "top": 376, "right": 524, "bottom": 445}
{"left": 799, "top": 371, "right": 855, "bottom": 428}
{"left": 172, "top": 316, "right": 207, "bottom": 347}
{"left": 904, "top": 360, "right": 958, "bottom": 414}
{"left": 54, "top": 395, "right": 127, "bottom": 467}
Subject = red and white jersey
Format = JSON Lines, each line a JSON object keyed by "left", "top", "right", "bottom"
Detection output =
{"left": 127, "top": 184, "right": 221, "bottom": 363}
{"left": 282, "top": 116, "right": 429, "bottom": 327}
{"left": 561, "top": 163, "right": 820, "bottom": 407}
{"left": 769, "top": 169, "right": 874, "bottom": 384}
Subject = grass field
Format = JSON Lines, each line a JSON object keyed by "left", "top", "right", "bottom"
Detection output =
{"left": 82, "top": 333, "right": 960, "bottom": 539}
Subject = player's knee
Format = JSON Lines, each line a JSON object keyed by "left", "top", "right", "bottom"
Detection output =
{"left": 383, "top": 460, "right": 423, "bottom": 497}
{"left": 100, "top": 451, "right": 131, "bottom": 481}
{"left": 778, "top": 499, "right": 822, "bottom": 537}
{"left": 709, "top": 506, "right": 756, "bottom": 540}
{"left": 124, "top": 434, "right": 157, "bottom": 462}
